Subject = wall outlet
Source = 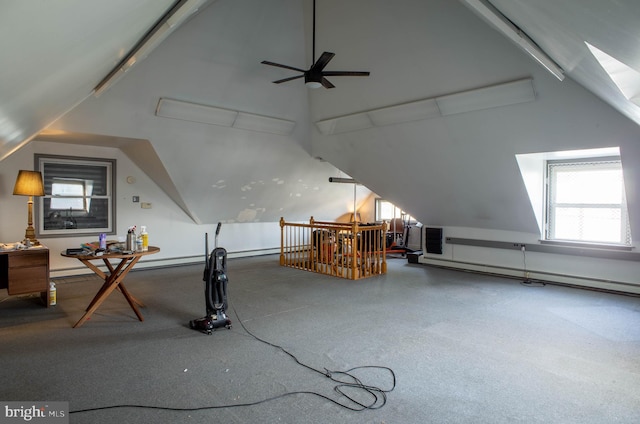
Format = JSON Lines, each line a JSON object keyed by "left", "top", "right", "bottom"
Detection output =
{"left": 132, "top": 196, "right": 139, "bottom": 203}
{"left": 141, "top": 202, "right": 152, "bottom": 209}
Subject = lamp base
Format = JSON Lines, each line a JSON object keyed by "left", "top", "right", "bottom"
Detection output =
{"left": 22, "top": 197, "right": 41, "bottom": 247}
{"left": 23, "top": 238, "right": 41, "bottom": 247}
{"left": 24, "top": 226, "right": 40, "bottom": 246}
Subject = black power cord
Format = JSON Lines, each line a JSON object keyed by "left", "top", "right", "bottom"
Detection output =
{"left": 230, "top": 303, "right": 396, "bottom": 411}
{"left": 520, "top": 246, "right": 546, "bottom": 287}
{"left": 70, "top": 303, "right": 396, "bottom": 416}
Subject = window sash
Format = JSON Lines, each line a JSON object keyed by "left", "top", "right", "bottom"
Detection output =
{"left": 546, "top": 158, "right": 631, "bottom": 245}
{"left": 35, "top": 155, "right": 116, "bottom": 237}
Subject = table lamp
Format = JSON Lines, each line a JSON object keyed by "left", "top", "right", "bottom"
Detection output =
{"left": 13, "top": 170, "right": 45, "bottom": 246}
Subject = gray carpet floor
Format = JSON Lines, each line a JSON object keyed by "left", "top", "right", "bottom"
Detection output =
{"left": 1, "top": 254, "right": 639, "bottom": 423}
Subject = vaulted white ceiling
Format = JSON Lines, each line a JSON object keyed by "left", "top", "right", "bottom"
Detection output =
{"left": 2, "top": 0, "right": 640, "bottom": 235}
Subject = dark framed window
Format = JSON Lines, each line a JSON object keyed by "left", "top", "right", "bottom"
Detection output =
{"left": 35, "top": 154, "right": 116, "bottom": 237}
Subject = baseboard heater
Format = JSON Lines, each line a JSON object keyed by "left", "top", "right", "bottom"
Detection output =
{"left": 420, "top": 256, "right": 640, "bottom": 296}
{"left": 445, "top": 237, "right": 640, "bottom": 262}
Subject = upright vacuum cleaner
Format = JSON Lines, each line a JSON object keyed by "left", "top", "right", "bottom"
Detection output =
{"left": 189, "top": 222, "right": 232, "bottom": 334}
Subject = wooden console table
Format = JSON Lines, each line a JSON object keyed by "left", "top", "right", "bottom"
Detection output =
{"left": 61, "top": 246, "right": 160, "bottom": 327}
{"left": 0, "top": 247, "right": 50, "bottom": 306}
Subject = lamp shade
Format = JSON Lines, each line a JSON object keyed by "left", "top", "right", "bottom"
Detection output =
{"left": 13, "top": 170, "right": 45, "bottom": 196}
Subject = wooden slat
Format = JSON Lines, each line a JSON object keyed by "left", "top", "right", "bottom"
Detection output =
{"left": 279, "top": 217, "right": 386, "bottom": 280}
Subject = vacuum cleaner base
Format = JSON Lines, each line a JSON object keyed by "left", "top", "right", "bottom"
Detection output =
{"left": 189, "top": 315, "right": 232, "bottom": 335}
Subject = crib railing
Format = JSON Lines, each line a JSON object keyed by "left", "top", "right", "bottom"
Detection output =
{"left": 279, "top": 217, "right": 387, "bottom": 280}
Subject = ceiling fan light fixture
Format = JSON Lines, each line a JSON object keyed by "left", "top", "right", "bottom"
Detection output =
{"left": 304, "top": 74, "right": 322, "bottom": 89}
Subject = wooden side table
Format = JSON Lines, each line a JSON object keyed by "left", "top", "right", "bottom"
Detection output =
{"left": 61, "top": 246, "right": 160, "bottom": 327}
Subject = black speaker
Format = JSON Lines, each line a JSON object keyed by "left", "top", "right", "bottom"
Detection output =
{"left": 425, "top": 227, "right": 443, "bottom": 254}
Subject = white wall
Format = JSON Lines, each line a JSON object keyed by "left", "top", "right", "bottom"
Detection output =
{"left": 0, "top": 141, "right": 283, "bottom": 277}
{"left": 419, "top": 226, "right": 640, "bottom": 294}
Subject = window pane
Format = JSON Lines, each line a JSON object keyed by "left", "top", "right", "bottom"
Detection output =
{"left": 52, "top": 180, "right": 84, "bottom": 196}
{"left": 43, "top": 163, "right": 108, "bottom": 195}
{"left": 37, "top": 155, "right": 115, "bottom": 236}
{"left": 50, "top": 197, "right": 85, "bottom": 211}
{"left": 43, "top": 198, "right": 110, "bottom": 231}
{"left": 375, "top": 199, "right": 417, "bottom": 223}
{"left": 51, "top": 180, "right": 89, "bottom": 211}
{"left": 378, "top": 201, "right": 396, "bottom": 220}
{"left": 377, "top": 200, "right": 399, "bottom": 220}
{"left": 554, "top": 207, "right": 622, "bottom": 243}
{"left": 554, "top": 169, "right": 622, "bottom": 204}
{"left": 547, "top": 158, "right": 630, "bottom": 245}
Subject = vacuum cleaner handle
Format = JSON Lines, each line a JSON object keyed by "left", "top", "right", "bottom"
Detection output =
{"left": 215, "top": 222, "right": 222, "bottom": 248}
{"left": 204, "top": 232, "right": 210, "bottom": 270}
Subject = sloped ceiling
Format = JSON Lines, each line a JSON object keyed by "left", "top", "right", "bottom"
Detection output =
{"left": 0, "top": 0, "right": 176, "bottom": 160}
{"left": 2, "top": 0, "right": 640, "bottom": 234}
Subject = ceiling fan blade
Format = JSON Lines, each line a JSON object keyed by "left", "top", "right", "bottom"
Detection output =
{"left": 322, "top": 71, "right": 370, "bottom": 77}
{"left": 321, "top": 77, "right": 335, "bottom": 89}
{"left": 261, "top": 60, "right": 306, "bottom": 73}
{"left": 262, "top": 0, "right": 369, "bottom": 90}
{"left": 273, "top": 74, "right": 305, "bottom": 84}
{"left": 311, "top": 52, "right": 335, "bottom": 72}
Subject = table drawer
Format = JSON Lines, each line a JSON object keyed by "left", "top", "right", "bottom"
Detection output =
{"left": 9, "top": 252, "right": 48, "bottom": 268}
{"left": 7, "top": 267, "right": 48, "bottom": 295}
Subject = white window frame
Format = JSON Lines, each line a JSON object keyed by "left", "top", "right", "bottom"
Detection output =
{"left": 545, "top": 156, "right": 631, "bottom": 246}
{"left": 35, "top": 154, "right": 116, "bottom": 237}
{"left": 375, "top": 199, "right": 416, "bottom": 223}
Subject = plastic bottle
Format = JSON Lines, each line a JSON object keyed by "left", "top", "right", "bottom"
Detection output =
{"left": 49, "top": 282, "right": 57, "bottom": 306}
{"left": 126, "top": 226, "right": 136, "bottom": 251}
{"left": 140, "top": 226, "right": 149, "bottom": 251}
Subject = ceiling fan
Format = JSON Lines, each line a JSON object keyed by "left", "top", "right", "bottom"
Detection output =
{"left": 261, "top": 0, "right": 370, "bottom": 89}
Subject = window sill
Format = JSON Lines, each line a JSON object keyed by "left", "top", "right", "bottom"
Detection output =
{"left": 540, "top": 240, "right": 634, "bottom": 252}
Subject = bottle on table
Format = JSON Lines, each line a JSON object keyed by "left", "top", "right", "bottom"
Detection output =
{"left": 140, "top": 226, "right": 149, "bottom": 251}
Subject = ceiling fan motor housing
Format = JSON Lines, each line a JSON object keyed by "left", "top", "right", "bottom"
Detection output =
{"left": 305, "top": 71, "right": 323, "bottom": 88}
